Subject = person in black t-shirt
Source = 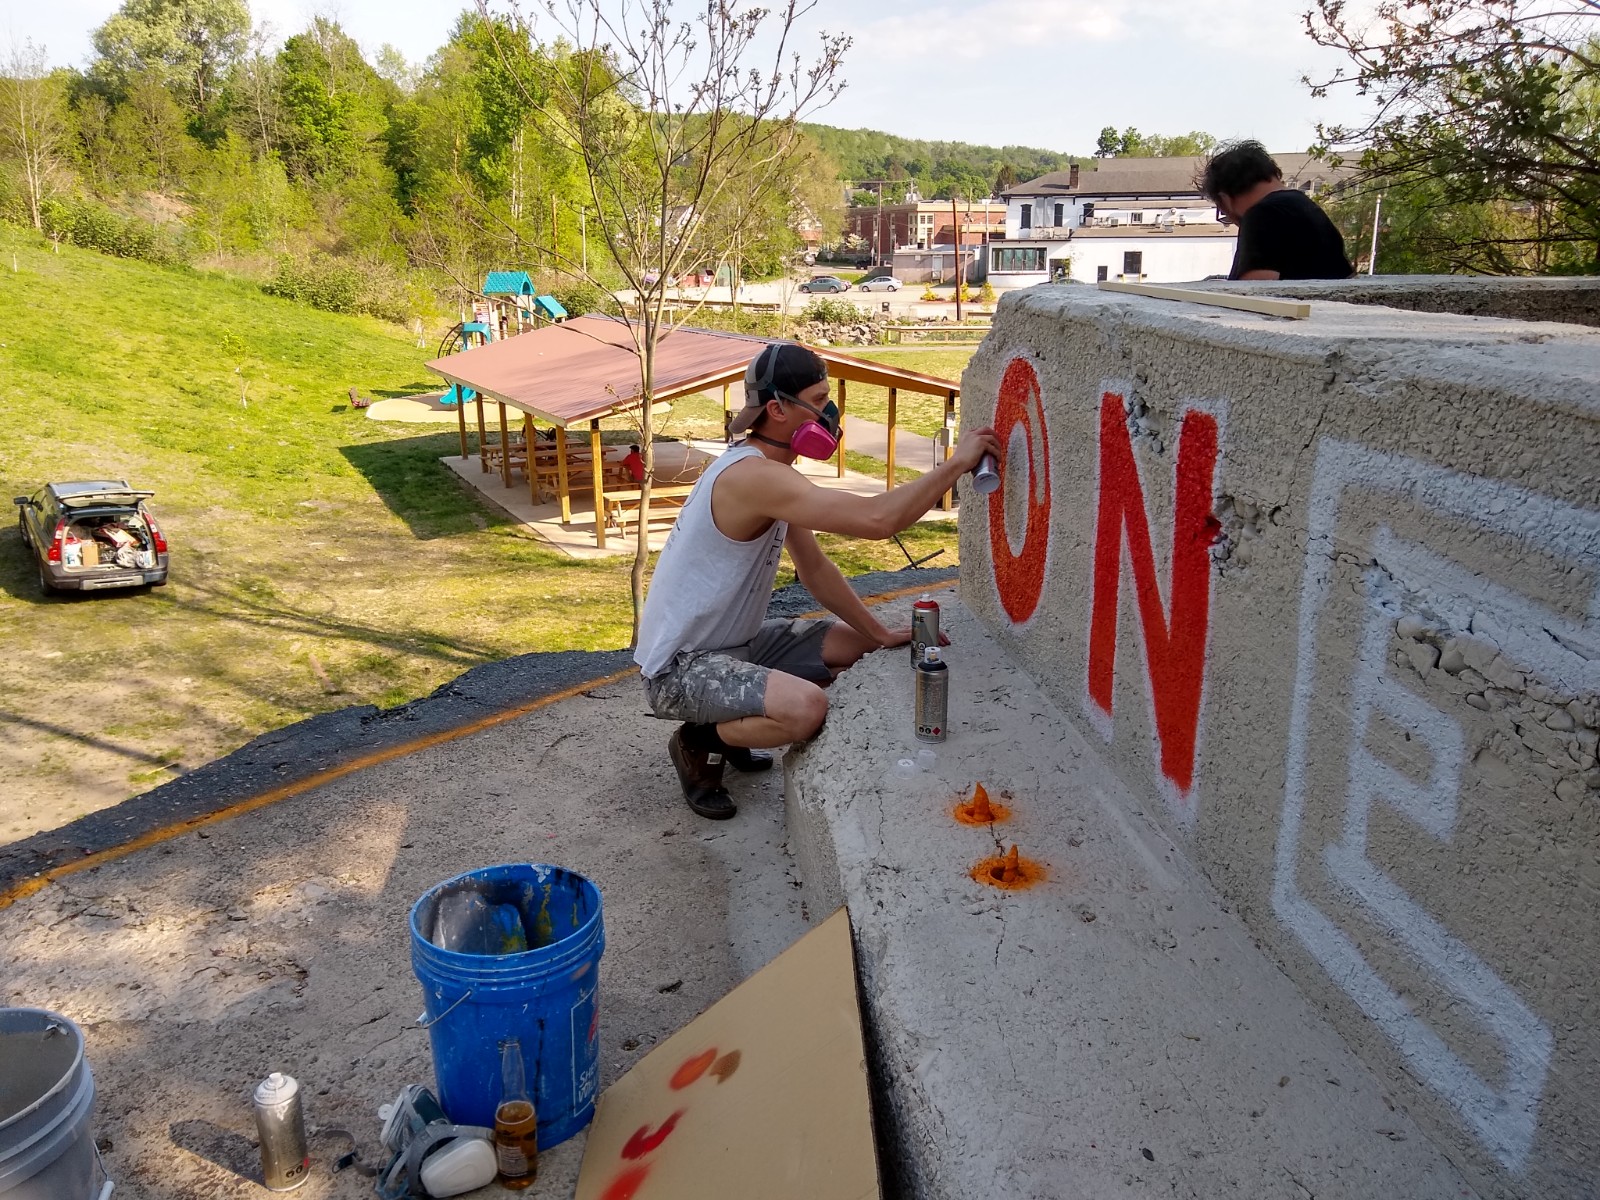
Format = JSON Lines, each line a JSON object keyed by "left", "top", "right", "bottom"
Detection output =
{"left": 1197, "top": 140, "right": 1354, "bottom": 281}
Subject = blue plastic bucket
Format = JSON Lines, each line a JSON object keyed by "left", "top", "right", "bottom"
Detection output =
{"left": 410, "top": 864, "right": 604, "bottom": 1148}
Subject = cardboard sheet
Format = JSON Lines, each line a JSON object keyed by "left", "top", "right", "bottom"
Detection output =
{"left": 575, "top": 907, "right": 879, "bottom": 1200}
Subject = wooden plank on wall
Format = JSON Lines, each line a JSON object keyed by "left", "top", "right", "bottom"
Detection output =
{"left": 1096, "top": 280, "right": 1311, "bottom": 320}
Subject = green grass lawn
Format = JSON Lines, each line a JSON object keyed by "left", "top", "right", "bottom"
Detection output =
{"left": 0, "top": 227, "right": 958, "bottom": 836}
{"left": 838, "top": 348, "right": 977, "bottom": 437}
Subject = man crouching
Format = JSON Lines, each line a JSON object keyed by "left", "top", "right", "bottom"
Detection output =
{"left": 634, "top": 342, "right": 999, "bottom": 818}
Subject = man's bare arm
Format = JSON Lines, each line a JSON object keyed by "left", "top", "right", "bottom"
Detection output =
{"left": 786, "top": 527, "right": 904, "bottom": 646}
{"left": 721, "top": 427, "right": 1000, "bottom": 540}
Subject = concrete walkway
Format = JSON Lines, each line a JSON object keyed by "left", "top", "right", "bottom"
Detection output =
{"left": 842, "top": 414, "right": 941, "bottom": 475}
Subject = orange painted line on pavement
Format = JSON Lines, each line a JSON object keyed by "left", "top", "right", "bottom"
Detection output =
{"left": 0, "top": 578, "right": 958, "bottom": 911}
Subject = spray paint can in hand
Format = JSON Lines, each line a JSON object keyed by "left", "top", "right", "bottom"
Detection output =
{"left": 914, "top": 646, "right": 949, "bottom": 743}
{"left": 911, "top": 594, "right": 941, "bottom": 667}
{"left": 253, "top": 1072, "right": 310, "bottom": 1191}
{"left": 972, "top": 453, "right": 1000, "bottom": 495}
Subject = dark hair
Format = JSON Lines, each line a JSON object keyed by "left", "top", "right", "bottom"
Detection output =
{"left": 1197, "top": 140, "right": 1282, "bottom": 203}
{"left": 629, "top": 444, "right": 640, "bottom": 453}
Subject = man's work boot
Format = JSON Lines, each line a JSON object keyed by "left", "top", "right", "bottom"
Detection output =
{"left": 669, "top": 726, "right": 736, "bottom": 820}
{"left": 722, "top": 744, "right": 773, "bottom": 772}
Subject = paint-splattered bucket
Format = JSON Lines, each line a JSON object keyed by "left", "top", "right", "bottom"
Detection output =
{"left": 0, "top": 1008, "right": 100, "bottom": 1200}
{"left": 410, "top": 864, "right": 604, "bottom": 1148}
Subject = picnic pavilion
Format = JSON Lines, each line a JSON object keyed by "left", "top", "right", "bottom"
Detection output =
{"left": 425, "top": 315, "right": 963, "bottom": 549}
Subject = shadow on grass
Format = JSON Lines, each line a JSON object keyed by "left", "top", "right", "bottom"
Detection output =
{"left": 0, "top": 712, "right": 179, "bottom": 764}
{"left": 339, "top": 433, "right": 519, "bottom": 542}
{"left": 371, "top": 381, "right": 443, "bottom": 398}
{"left": 153, "top": 576, "right": 504, "bottom": 669}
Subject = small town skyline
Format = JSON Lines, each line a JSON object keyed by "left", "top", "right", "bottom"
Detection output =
{"left": 15, "top": 0, "right": 1375, "bottom": 158}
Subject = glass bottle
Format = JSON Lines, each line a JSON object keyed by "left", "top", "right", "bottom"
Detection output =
{"left": 494, "top": 1039, "right": 538, "bottom": 1188}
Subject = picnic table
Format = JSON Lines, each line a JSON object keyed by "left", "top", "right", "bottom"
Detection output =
{"left": 602, "top": 484, "right": 697, "bottom": 531}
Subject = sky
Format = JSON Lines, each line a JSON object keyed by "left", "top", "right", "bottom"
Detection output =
{"left": 11, "top": 0, "right": 1375, "bottom": 157}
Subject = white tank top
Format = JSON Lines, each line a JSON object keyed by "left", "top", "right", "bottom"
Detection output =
{"left": 634, "top": 445, "right": 788, "bottom": 677}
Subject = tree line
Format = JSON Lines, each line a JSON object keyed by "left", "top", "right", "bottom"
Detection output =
{"left": 0, "top": 0, "right": 842, "bottom": 321}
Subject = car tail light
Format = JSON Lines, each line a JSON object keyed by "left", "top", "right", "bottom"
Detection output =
{"left": 145, "top": 513, "right": 168, "bottom": 553}
{"left": 47, "top": 522, "right": 65, "bottom": 563}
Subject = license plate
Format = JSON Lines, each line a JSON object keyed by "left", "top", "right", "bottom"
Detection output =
{"left": 82, "top": 575, "right": 141, "bottom": 590}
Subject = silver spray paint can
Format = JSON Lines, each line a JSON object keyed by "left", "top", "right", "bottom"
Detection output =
{"left": 971, "top": 453, "right": 1001, "bottom": 495}
{"left": 253, "top": 1072, "right": 310, "bottom": 1191}
{"left": 911, "top": 594, "right": 941, "bottom": 668}
{"left": 914, "top": 646, "right": 949, "bottom": 742}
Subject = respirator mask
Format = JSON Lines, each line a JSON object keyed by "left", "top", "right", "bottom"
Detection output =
{"left": 775, "top": 391, "right": 841, "bottom": 460}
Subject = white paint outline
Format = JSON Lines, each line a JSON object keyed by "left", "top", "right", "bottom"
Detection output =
{"left": 1275, "top": 439, "right": 1599, "bottom": 1172}
{"left": 1080, "top": 380, "right": 1230, "bottom": 824}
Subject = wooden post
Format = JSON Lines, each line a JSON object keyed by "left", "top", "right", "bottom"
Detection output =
{"left": 556, "top": 425, "right": 572, "bottom": 524}
{"left": 456, "top": 388, "right": 468, "bottom": 460}
{"left": 938, "top": 390, "right": 956, "bottom": 511}
{"left": 835, "top": 378, "right": 847, "bottom": 479}
{"left": 722, "top": 382, "right": 731, "bottom": 442}
{"left": 885, "top": 387, "right": 897, "bottom": 491}
{"left": 590, "top": 419, "right": 607, "bottom": 549}
{"left": 525, "top": 414, "right": 536, "bottom": 503}
{"left": 498, "top": 402, "right": 513, "bottom": 489}
{"left": 475, "top": 396, "right": 488, "bottom": 472}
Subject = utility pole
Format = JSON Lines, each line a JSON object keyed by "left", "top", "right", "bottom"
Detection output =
{"left": 1368, "top": 192, "right": 1383, "bottom": 275}
{"left": 953, "top": 195, "right": 963, "bottom": 321}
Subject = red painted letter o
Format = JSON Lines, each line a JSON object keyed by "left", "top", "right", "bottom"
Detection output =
{"left": 988, "top": 358, "right": 1052, "bottom": 624}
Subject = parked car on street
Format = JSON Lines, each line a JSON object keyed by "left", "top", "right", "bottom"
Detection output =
{"left": 15, "top": 481, "right": 170, "bottom": 594}
{"left": 799, "top": 276, "right": 851, "bottom": 293}
{"left": 856, "top": 275, "right": 903, "bottom": 292}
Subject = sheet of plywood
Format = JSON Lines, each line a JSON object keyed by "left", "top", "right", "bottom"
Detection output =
{"left": 575, "top": 907, "right": 879, "bottom": 1200}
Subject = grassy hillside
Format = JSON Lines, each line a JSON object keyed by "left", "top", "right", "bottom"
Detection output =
{"left": 0, "top": 228, "right": 956, "bottom": 837}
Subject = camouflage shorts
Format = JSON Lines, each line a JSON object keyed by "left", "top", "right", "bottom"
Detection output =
{"left": 643, "top": 618, "right": 836, "bottom": 725}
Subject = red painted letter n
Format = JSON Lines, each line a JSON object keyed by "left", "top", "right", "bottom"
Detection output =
{"left": 1087, "top": 392, "right": 1219, "bottom": 797}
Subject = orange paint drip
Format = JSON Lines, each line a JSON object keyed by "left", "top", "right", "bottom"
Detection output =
{"left": 709, "top": 1049, "right": 742, "bottom": 1083}
{"left": 953, "top": 782, "right": 1010, "bottom": 825}
{"left": 971, "top": 843, "right": 1046, "bottom": 890}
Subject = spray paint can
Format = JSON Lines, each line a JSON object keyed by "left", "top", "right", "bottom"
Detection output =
{"left": 972, "top": 453, "right": 1000, "bottom": 495}
{"left": 253, "top": 1072, "right": 310, "bottom": 1191}
{"left": 911, "top": 594, "right": 941, "bottom": 667}
{"left": 914, "top": 646, "right": 949, "bottom": 743}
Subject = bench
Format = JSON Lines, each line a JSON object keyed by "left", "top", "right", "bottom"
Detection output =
{"left": 602, "top": 484, "right": 696, "bottom": 530}
{"left": 882, "top": 323, "right": 993, "bottom": 345}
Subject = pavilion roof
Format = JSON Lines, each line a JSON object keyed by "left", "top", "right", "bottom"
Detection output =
{"left": 426, "top": 315, "right": 961, "bottom": 428}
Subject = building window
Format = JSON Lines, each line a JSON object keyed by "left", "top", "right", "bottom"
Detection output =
{"left": 1020, "top": 203, "right": 1032, "bottom": 229}
{"left": 1053, "top": 202, "right": 1064, "bottom": 227}
{"left": 992, "top": 246, "right": 1047, "bottom": 273}
{"left": 1122, "top": 251, "right": 1143, "bottom": 276}
{"left": 1096, "top": 265, "right": 1108, "bottom": 282}
{"left": 1131, "top": 210, "right": 1144, "bottom": 224}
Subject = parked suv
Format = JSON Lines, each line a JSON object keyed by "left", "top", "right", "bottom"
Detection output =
{"left": 15, "top": 481, "right": 170, "bottom": 594}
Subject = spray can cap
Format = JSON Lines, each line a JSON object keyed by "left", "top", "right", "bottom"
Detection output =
{"left": 255, "top": 1072, "right": 299, "bottom": 1106}
{"left": 914, "top": 593, "right": 938, "bottom": 609}
{"left": 922, "top": 646, "right": 942, "bottom": 664}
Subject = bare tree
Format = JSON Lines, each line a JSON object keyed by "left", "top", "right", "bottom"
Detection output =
{"left": 0, "top": 41, "right": 72, "bottom": 230}
{"left": 479, "top": 0, "right": 849, "bottom": 643}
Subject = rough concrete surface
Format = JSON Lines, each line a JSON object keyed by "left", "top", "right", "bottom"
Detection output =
{"left": 0, "top": 569, "right": 951, "bottom": 1199}
{"left": 958, "top": 285, "right": 1600, "bottom": 1197}
{"left": 787, "top": 598, "right": 1482, "bottom": 1200}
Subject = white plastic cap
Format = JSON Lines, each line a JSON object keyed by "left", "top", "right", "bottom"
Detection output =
{"left": 922, "top": 646, "right": 942, "bottom": 664}
{"left": 254, "top": 1072, "right": 298, "bottom": 1105}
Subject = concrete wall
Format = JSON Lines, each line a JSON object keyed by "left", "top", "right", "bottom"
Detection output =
{"left": 958, "top": 284, "right": 1600, "bottom": 1198}
{"left": 1201, "top": 274, "right": 1600, "bottom": 327}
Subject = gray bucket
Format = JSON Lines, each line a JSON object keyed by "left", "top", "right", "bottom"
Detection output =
{"left": 0, "top": 1008, "right": 100, "bottom": 1199}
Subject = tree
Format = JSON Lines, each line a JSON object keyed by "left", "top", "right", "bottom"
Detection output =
{"left": 1095, "top": 126, "right": 1119, "bottom": 157}
{"left": 0, "top": 41, "right": 72, "bottom": 229}
{"left": 1306, "top": 0, "right": 1600, "bottom": 269}
{"left": 91, "top": 0, "right": 249, "bottom": 111}
{"left": 108, "top": 71, "right": 194, "bottom": 191}
{"left": 481, "top": 0, "right": 849, "bottom": 641}
{"left": 992, "top": 161, "right": 1017, "bottom": 195}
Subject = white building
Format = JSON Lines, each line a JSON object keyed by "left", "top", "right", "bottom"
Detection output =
{"left": 991, "top": 154, "right": 1343, "bottom": 288}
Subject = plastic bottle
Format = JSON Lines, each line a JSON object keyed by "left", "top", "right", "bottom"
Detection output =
{"left": 494, "top": 1039, "right": 538, "bottom": 1189}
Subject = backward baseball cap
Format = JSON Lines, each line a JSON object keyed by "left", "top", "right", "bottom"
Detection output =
{"left": 729, "top": 342, "right": 829, "bottom": 435}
